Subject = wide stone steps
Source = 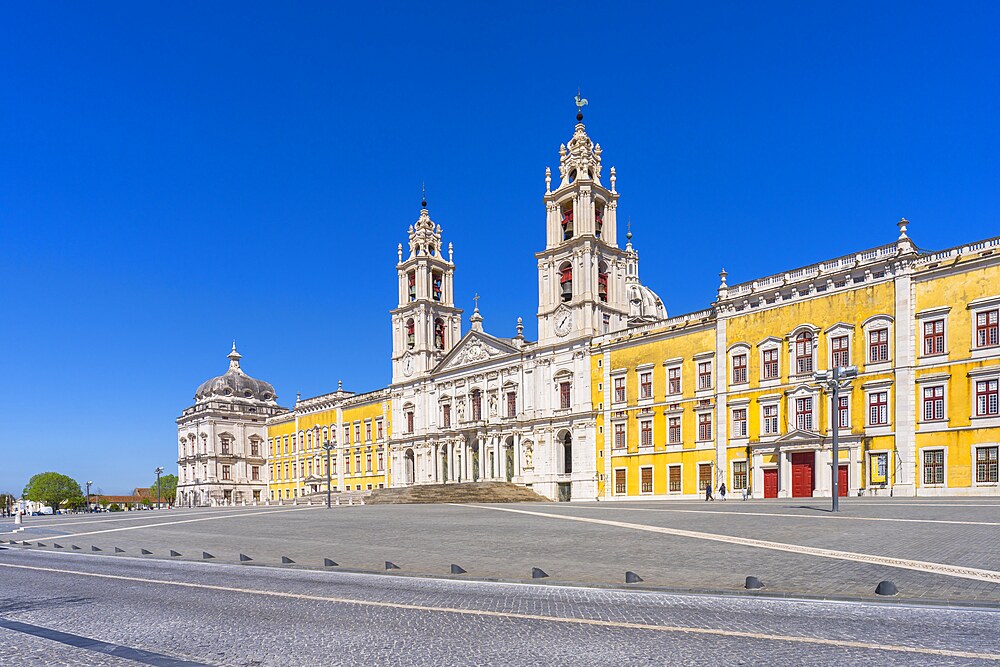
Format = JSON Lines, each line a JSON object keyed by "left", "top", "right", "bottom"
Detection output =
{"left": 367, "top": 482, "right": 548, "bottom": 504}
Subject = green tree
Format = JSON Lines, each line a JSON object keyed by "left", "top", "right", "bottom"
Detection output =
{"left": 151, "top": 473, "right": 177, "bottom": 504}
{"left": 63, "top": 495, "right": 86, "bottom": 511}
{"left": 22, "top": 472, "right": 82, "bottom": 513}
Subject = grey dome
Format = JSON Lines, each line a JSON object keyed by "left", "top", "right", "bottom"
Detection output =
{"left": 627, "top": 282, "right": 667, "bottom": 324}
{"left": 195, "top": 344, "right": 277, "bottom": 403}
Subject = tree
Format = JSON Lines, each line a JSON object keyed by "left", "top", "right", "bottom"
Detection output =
{"left": 22, "top": 472, "right": 82, "bottom": 513}
{"left": 0, "top": 493, "right": 16, "bottom": 516}
{"left": 63, "top": 495, "right": 86, "bottom": 511}
{"left": 151, "top": 473, "right": 178, "bottom": 504}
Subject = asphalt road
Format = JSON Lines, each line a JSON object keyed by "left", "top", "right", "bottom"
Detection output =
{"left": 0, "top": 547, "right": 997, "bottom": 666}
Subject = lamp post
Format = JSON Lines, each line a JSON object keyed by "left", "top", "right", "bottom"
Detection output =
{"left": 86, "top": 481, "right": 93, "bottom": 513}
{"left": 322, "top": 440, "right": 335, "bottom": 509}
{"left": 814, "top": 365, "right": 858, "bottom": 512}
{"left": 154, "top": 467, "right": 164, "bottom": 510}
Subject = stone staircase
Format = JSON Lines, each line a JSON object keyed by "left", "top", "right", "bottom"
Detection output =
{"left": 367, "top": 482, "right": 549, "bottom": 505}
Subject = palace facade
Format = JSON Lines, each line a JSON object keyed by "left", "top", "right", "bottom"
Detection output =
{"left": 179, "top": 107, "right": 1000, "bottom": 503}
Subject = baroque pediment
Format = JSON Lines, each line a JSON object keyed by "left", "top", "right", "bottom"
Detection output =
{"left": 435, "top": 331, "right": 519, "bottom": 373}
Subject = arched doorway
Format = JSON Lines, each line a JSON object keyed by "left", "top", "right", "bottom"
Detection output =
{"left": 404, "top": 449, "right": 415, "bottom": 486}
{"left": 561, "top": 431, "right": 573, "bottom": 474}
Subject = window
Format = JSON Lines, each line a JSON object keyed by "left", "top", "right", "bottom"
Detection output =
{"left": 343, "top": 426, "right": 351, "bottom": 445}
{"left": 667, "top": 367, "right": 681, "bottom": 395}
{"left": 976, "top": 379, "right": 999, "bottom": 416}
{"left": 614, "top": 377, "right": 626, "bottom": 402}
{"left": 640, "top": 420, "right": 653, "bottom": 448}
{"left": 221, "top": 465, "right": 231, "bottom": 481}
{"left": 923, "top": 450, "right": 944, "bottom": 485}
{"left": 407, "top": 271, "right": 416, "bottom": 302}
{"left": 697, "top": 362, "right": 712, "bottom": 390}
{"left": 640, "top": 372, "right": 653, "bottom": 399}
{"left": 795, "top": 397, "right": 813, "bottom": 430}
{"left": 506, "top": 391, "right": 517, "bottom": 418}
{"left": 732, "top": 354, "right": 747, "bottom": 384}
{"left": 640, "top": 467, "right": 653, "bottom": 494}
{"left": 561, "top": 207, "right": 574, "bottom": 241}
{"left": 923, "top": 386, "right": 945, "bottom": 421}
{"left": 732, "top": 408, "right": 747, "bottom": 438}
{"left": 762, "top": 405, "right": 779, "bottom": 435}
{"left": 251, "top": 466, "right": 260, "bottom": 481}
{"left": 434, "top": 318, "right": 445, "bottom": 350}
{"left": 250, "top": 441, "right": 259, "bottom": 457}
{"left": 283, "top": 463, "right": 289, "bottom": 480}
{"left": 838, "top": 395, "right": 850, "bottom": 429}
{"left": 355, "top": 451, "right": 361, "bottom": 473}
{"left": 377, "top": 451, "right": 384, "bottom": 471}
{"left": 923, "top": 319, "right": 945, "bottom": 356}
{"left": 976, "top": 309, "right": 999, "bottom": 348}
{"left": 614, "top": 423, "right": 626, "bottom": 449}
{"left": 442, "top": 404, "right": 451, "bottom": 428}
{"left": 762, "top": 349, "right": 779, "bottom": 380}
{"left": 220, "top": 438, "right": 231, "bottom": 455}
{"left": 344, "top": 455, "right": 350, "bottom": 474}
{"left": 869, "top": 329, "right": 889, "bottom": 363}
{"left": 795, "top": 332, "right": 814, "bottom": 374}
{"left": 698, "top": 463, "right": 712, "bottom": 491}
{"left": 668, "top": 417, "right": 681, "bottom": 444}
{"left": 598, "top": 266, "right": 608, "bottom": 302}
{"left": 366, "top": 453, "right": 372, "bottom": 473}
{"left": 559, "top": 263, "right": 573, "bottom": 302}
{"left": 472, "top": 390, "right": 482, "bottom": 420}
{"left": 732, "top": 461, "right": 748, "bottom": 490}
{"left": 668, "top": 465, "right": 681, "bottom": 493}
{"left": 377, "top": 420, "right": 383, "bottom": 440}
{"left": 365, "top": 422, "right": 372, "bottom": 442}
{"left": 559, "top": 382, "right": 571, "bottom": 409}
{"left": 595, "top": 205, "right": 604, "bottom": 238}
{"left": 331, "top": 456, "right": 337, "bottom": 475}
{"left": 406, "top": 318, "right": 415, "bottom": 350}
{"left": 697, "top": 413, "right": 712, "bottom": 441}
{"left": 868, "top": 392, "right": 889, "bottom": 425}
{"left": 831, "top": 335, "right": 850, "bottom": 368}
{"left": 431, "top": 271, "right": 442, "bottom": 302}
{"left": 614, "top": 469, "right": 626, "bottom": 495}
{"left": 406, "top": 411, "right": 414, "bottom": 433}
{"left": 355, "top": 423, "right": 361, "bottom": 443}
{"left": 976, "top": 446, "right": 998, "bottom": 483}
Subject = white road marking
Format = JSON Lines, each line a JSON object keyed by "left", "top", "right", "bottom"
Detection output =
{"left": 458, "top": 504, "right": 1000, "bottom": 584}
{"left": 569, "top": 505, "right": 1000, "bottom": 527}
{"left": 0, "top": 561, "right": 995, "bottom": 661}
{"left": 13, "top": 509, "right": 223, "bottom": 529}
{"left": 22, "top": 507, "right": 318, "bottom": 540}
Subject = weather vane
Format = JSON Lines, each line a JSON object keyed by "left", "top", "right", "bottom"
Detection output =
{"left": 575, "top": 89, "right": 588, "bottom": 120}
{"left": 473, "top": 293, "right": 480, "bottom": 310}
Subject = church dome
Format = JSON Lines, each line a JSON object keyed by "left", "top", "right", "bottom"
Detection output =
{"left": 626, "top": 282, "right": 667, "bottom": 324}
{"left": 194, "top": 344, "right": 278, "bottom": 403}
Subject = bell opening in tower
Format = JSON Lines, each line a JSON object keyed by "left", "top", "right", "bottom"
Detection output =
{"left": 434, "top": 318, "right": 445, "bottom": 350}
{"left": 432, "top": 271, "right": 442, "bottom": 302}
{"left": 598, "top": 263, "right": 609, "bottom": 302}
{"left": 561, "top": 206, "right": 574, "bottom": 241}
{"left": 407, "top": 271, "right": 416, "bottom": 302}
{"left": 406, "top": 318, "right": 415, "bottom": 350}
{"left": 595, "top": 205, "right": 604, "bottom": 239}
{"left": 560, "top": 263, "right": 573, "bottom": 303}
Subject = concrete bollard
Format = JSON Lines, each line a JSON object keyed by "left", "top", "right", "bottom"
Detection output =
{"left": 53, "top": 543, "right": 63, "bottom": 549}
{"left": 202, "top": 552, "right": 215, "bottom": 560}
{"left": 169, "top": 550, "right": 182, "bottom": 557}
{"left": 450, "top": 564, "right": 467, "bottom": 575}
{"left": 336, "top": 497, "right": 341, "bottom": 506}
{"left": 875, "top": 580, "right": 898, "bottom": 596}
{"left": 385, "top": 561, "right": 400, "bottom": 570}
{"left": 531, "top": 567, "right": 548, "bottom": 579}
{"left": 115, "top": 547, "right": 125, "bottom": 553}
{"left": 745, "top": 576, "right": 765, "bottom": 590}
{"left": 14, "top": 513, "right": 21, "bottom": 525}
{"left": 324, "top": 558, "right": 338, "bottom": 567}
{"left": 281, "top": 556, "right": 295, "bottom": 564}
{"left": 292, "top": 499, "right": 298, "bottom": 506}
{"left": 141, "top": 549, "right": 152, "bottom": 555}
{"left": 625, "top": 571, "right": 643, "bottom": 584}
{"left": 240, "top": 553, "right": 253, "bottom": 562}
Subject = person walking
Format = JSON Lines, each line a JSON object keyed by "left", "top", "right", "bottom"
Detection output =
{"left": 705, "top": 483, "right": 714, "bottom": 501}
{"left": 719, "top": 482, "right": 727, "bottom": 501}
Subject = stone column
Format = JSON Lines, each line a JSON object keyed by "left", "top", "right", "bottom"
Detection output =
{"left": 477, "top": 437, "right": 485, "bottom": 481}
{"left": 447, "top": 442, "right": 455, "bottom": 482}
{"left": 514, "top": 433, "right": 522, "bottom": 478}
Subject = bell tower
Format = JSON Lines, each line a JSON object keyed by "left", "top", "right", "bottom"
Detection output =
{"left": 391, "top": 195, "right": 462, "bottom": 383}
{"left": 537, "top": 97, "right": 630, "bottom": 344}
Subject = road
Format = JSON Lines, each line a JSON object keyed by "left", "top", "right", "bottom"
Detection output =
{"left": 1, "top": 547, "right": 997, "bottom": 666}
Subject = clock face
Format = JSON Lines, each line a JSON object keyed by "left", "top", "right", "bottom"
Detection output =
{"left": 402, "top": 356, "right": 414, "bottom": 377}
{"left": 554, "top": 310, "right": 573, "bottom": 336}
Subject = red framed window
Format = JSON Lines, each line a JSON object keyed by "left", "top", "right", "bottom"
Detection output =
{"left": 697, "top": 413, "right": 712, "bottom": 441}
{"left": 355, "top": 424, "right": 361, "bottom": 443}
{"left": 640, "top": 420, "right": 653, "bottom": 447}
{"left": 868, "top": 392, "right": 888, "bottom": 425}
{"left": 221, "top": 465, "right": 231, "bottom": 481}
{"left": 732, "top": 408, "right": 747, "bottom": 437}
{"left": 977, "top": 446, "right": 998, "bottom": 483}
{"left": 838, "top": 395, "right": 850, "bottom": 429}
{"left": 366, "top": 453, "right": 372, "bottom": 473}
{"left": 614, "top": 377, "right": 626, "bottom": 402}
{"left": 355, "top": 452, "right": 362, "bottom": 472}
{"left": 378, "top": 452, "right": 384, "bottom": 471}
{"left": 442, "top": 404, "right": 451, "bottom": 428}
{"left": 668, "top": 368, "right": 681, "bottom": 394}
{"left": 869, "top": 329, "right": 889, "bottom": 363}
{"left": 614, "top": 423, "right": 626, "bottom": 448}
{"left": 250, "top": 441, "right": 259, "bottom": 457}
{"left": 976, "top": 379, "right": 999, "bottom": 417}
{"left": 923, "top": 320, "right": 945, "bottom": 356}
{"left": 762, "top": 349, "right": 779, "bottom": 379}
{"left": 640, "top": 372, "right": 652, "bottom": 399}
{"left": 377, "top": 420, "right": 383, "bottom": 440}
{"left": 795, "top": 397, "right": 813, "bottom": 430}
{"left": 597, "top": 271, "right": 608, "bottom": 302}
{"left": 732, "top": 354, "right": 747, "bottom": 384}
{"left": 923, "top": 386, "right": 945, "bottom": 421}
{"left": 795, "top": 332, "right": 814, "bottom": 374}
{"left": 406, "top": 411, "right": 414, "bottom": 433}
{"left": 472, "top": 391, "right": 482, "bottom": 420}
{"left": 251, "top": 466, "right": 260, "bottom": 481}
{"left": 559, "top": 382, "right": 571, "bottom": 409}
{"left": 506, "top": 391, "right": 517, "bottom": 418}
{"left": 365, "top": 422, "right": 372, "bottom": 442}
{"left": 976, "top": 310, "right": 1000, "bottom": 348}
{"left": 668, "top": 417, "right": 681, "bottom": 444}
{"left": 697, "top": 362, "right": 712, "bottom": 390}
{"left": 923, "top": 450, "right": 944, "bottom": 485}
{"left": 831, "top": 336, "right": 850, "bottom": 368}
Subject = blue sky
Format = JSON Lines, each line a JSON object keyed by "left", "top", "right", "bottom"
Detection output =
{"left": 2, "top": 2, "right": 998, "bottom": 494}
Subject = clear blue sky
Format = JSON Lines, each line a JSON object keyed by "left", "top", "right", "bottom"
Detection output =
{"left": 2, "top": 2, "right": 998, "bottom": 495}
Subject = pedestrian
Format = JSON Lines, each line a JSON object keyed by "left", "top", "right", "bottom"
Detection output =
{"left": 705, "top": 483, "right": 714, "bottom": 501}
{"left": 719, "top": 482, "right": 727, "bottom": 501}
{"left": 742, "top": 486, "right": 748, "bottom": 501}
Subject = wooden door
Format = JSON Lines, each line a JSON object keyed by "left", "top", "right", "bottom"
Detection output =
{"left": 838, "top": 464, "right": 848, "bottom": 497}
{"left": 763, "top": 468, "right": 778, "bottom": 498}
{"left": 791, "top": 452, "right": 814, "bottom": 498}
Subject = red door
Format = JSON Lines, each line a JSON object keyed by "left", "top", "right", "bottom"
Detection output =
{"left": 838, "top": 464, "right": 848, "bottom": 497}
{"left": 763, "top": 468, "right": 778, "bottom": 498}
{"left": 791, "top": 452, "right": 814, "bottom": 498}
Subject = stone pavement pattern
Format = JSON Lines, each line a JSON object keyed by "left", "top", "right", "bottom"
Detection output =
{"left": 0, "top": 548, "right": 997, "bottom": 666}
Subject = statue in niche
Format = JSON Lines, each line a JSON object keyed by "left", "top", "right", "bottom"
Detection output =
{"left": 456, "top": 398, "right": 466, "bottom": 422}
{"left": 488, "top": 392, "right": 498, "bottom": 416}
{"left": 522, "top": 441, "right": 533, "bottom": 469}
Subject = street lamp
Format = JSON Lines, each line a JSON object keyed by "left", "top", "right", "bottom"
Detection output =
{"left": 86, "top": 481, "right": 93, "bottom": 513}
{"left": 814, "top": 365, "right": 858, "bottom": 512}
{"left": 322, "top": 440, "right": 335, "bottom": 509}
{"left": 154, "top": 467, "right": 164, "bottom": 510}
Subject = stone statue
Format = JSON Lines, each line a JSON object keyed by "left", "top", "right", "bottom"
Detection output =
{"left": 456, "top": 398, "right": 465, "bottom": 422}
{"left": 522, "top": 441, "right": 533, "bottom": 469}
{"left": 488, "top": 392, "right": 498, "bottom": 416}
